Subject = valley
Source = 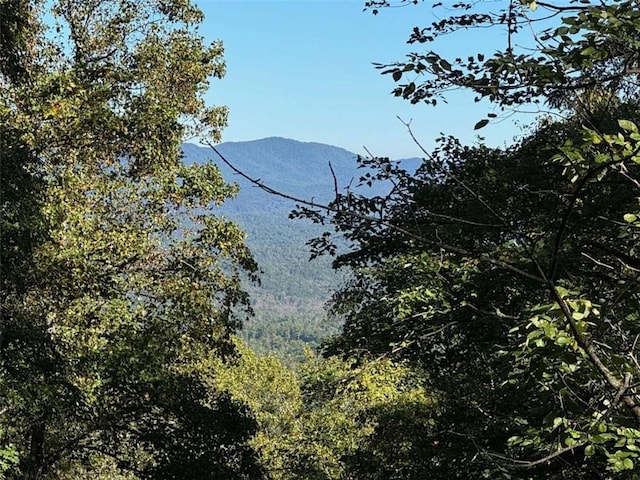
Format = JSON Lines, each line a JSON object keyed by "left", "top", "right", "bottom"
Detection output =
{"left": 182, "top": 138, "right": 363, "bottom": 362}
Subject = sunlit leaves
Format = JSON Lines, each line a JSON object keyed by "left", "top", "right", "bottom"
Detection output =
{"left": 301, "top": 94, "right": 640, "bottom": 477}
{"left": 285, "top": 353, "right": 435, "bottom": 480}
{"left": 0, "top": 0, "right": 261, "bottom": 477}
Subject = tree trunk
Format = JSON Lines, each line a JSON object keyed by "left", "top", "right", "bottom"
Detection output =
{"left": 24, "top": 419, "right": 46, "bottom": 480}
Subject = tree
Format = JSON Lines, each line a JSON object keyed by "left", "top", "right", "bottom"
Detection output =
{"left": 204, "top": 337, "right": 303, "bottom": 477}
{"left": 290, "top": 1, "right": 640, "bottom": 478}
{"left": 287, "top": 352, "right": 436, "bottom": 480}
{"left": 0, "top": 1, "right": 263, "bottom": 478}
{"left": 368, "top": 0, "right": 640, "bottom": 112}
{"left": 210, "top": 338, "right": 436, "bottom": 480}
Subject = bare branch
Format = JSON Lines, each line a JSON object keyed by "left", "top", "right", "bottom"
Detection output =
{"left": 490, "top": 442, "right": 586, "bottom": 469}
{"left": 205, "top": 141, "right": 546, "bottom": 284}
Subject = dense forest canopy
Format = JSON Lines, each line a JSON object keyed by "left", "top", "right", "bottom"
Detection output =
{"left": 2, "top": 0, "right": 640, "bottom": 479}
{"left": 297, "top": 0, "right": 640, "bottom": 478}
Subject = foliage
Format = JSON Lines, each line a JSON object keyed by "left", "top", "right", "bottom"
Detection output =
{"left": 204, "top": 337, "right": 302, "bottom": 476}
{"left": 210, "top": 338, "right": 436, "bottom": 480}
{"left": 309, "top": 105, "right": 640, "bottom": 479}
{"left": 284, "top": 352, "right": 436, "bottom": 480}
{"left": 368, "top": 0, "right": 640, "bottom": 112}
{"left": 289, "top": 1, "right": 640, "bottom": 477}
{"left": 0, "top": 446, "right": 19, "bottom": 480}
{"left": 0, "top": 1, "right": 263, "bottom": 478}
{"left": 241, "top": 306, "right": 339, "bottom": 367}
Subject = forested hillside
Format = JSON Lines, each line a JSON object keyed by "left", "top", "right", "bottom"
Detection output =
{"left": 182, "top": 139, "right": 420, "bottom": 362}
{"left": 182, "top": 139, "right": 360, "bottom": 362}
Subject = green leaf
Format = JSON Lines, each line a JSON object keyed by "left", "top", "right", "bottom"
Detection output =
{"left": 581, "top": 46, "right": 597, "bottom": 56}
{"left": 619, "top": 119, "right": 639, "bottom": 133}
{"left": 474, "top": 119, "right": 490, "bottom": 130}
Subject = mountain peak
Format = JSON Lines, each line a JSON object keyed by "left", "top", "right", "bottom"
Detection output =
{"left": 182, "top": 137, "right": 367, "bottom": 217}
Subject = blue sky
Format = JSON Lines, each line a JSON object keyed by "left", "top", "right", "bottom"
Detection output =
{"left": 198, "top": 0, "right": 524, "bottom": 158}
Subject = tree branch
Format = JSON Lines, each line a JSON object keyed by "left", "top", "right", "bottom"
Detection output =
{"left": 205, "top": 141, "right": 546, "bottom": 284}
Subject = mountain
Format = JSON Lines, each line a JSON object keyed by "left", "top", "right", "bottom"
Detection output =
{"left": 181, "top": 137, "right": 420, "bottom": 363}
{"left": 182, "top": 137, "right": 368, "bottom": 214}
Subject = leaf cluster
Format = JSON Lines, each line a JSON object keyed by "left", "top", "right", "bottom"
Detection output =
{"left": 0, "top": 1, "right": 264, "bottom": 478}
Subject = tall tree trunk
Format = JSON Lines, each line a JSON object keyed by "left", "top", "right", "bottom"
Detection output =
{"left": 24, "top": 419, "right": 46, "bottom": 480}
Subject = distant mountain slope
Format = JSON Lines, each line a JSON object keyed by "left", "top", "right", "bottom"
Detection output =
{"left": 182, "top": 137, "right": 362, "bottom": 213}
{"left": 182, "top": 138, "right": 362, "bottom": 362}
{"left": 181, "top": 138, "right": 420, "bottom": 363}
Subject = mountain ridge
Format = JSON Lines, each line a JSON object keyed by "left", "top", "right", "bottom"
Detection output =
{"left": 182, "top": 137, "right": 364, "bottom": 207}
